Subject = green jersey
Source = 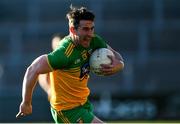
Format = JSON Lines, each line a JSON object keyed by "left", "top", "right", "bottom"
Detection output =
{"left": 47, "top": 34, "right": 107, "bottom": 111}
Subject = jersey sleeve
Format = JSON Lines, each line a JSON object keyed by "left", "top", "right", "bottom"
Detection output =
{"left": 47, "top": 46, "right": 69, "bottom": 70}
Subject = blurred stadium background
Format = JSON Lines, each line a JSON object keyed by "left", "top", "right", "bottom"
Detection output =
{"left": 0, "top": 0, "right": 180, "bottom": 123}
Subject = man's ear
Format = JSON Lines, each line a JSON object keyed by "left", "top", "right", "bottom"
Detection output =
{"left": 70, "top": 27, "right": 76, "bottom": 35}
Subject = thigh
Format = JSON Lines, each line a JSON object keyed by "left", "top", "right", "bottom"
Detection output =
{"left": 91, "top": 116, "right": 104, "bottom": 123}
{"left": 51, "top": 101, "right": 95, "bottom": 123}
{"left": 63, "top": 101, "right": 94, "bottom": 123}
{"left": 51, "top": 107, "right": 69, "bottom": 123}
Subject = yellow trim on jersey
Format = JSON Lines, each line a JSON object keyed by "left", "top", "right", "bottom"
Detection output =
{"left": 57, "top": 70, "right": 89, "bottom": 81}
{"left": 59, "top": 70, "right": 82, "bottom": 80}
{"left": 46, "top": 55, "right": 53, "bottom": 71}
{"left": 65, "top": 43, "right": 74, "bottom": 57}
{"left": 67, "top": 45, "right": 75, "bottom": 57}
{"left": 63, "top": 67, "right": 80, "bottom": 73}
{"left": 65, "top": 43, "right": 72, "bottom": 54}
{"left": 65, "top": 69, "right": 80, "bottom": 73}
{"left": 57, "top": 111, "right": 70, "bottom": 123}
{"left": 65, "top": 43, "right": 73, "bottom": 55}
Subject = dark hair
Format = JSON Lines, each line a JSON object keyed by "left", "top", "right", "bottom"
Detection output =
{"left": 66, "top": 7, "right": 95, "bottom": 29}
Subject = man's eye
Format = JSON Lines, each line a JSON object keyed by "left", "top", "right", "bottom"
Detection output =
{"left": 82, "top": 27, "right": 94, "bottom": 31}
{"left": 83, "top": 27, "right": 90, "bottom": 31}
{"left": 91, "top": 27, "right": 94, "bottom": 30}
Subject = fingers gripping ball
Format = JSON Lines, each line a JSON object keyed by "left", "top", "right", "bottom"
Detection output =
{"left": 89, "top": 48, "right": 114, "bottom": 76}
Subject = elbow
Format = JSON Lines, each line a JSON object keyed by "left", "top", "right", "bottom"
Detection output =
{"left": 112, "top": 61, "right": 124, "bottom": 74}
{"left": 26, "top": 65, "right": 40, "bottom": 76}
{"left": 118, "top": 60, "right": 124, "bottom": 71}
{"left": 120, "top": 61, "right": 124, "bottom": 70}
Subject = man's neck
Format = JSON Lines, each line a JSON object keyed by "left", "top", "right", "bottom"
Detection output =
{"left": 70, "top": 33, "right": 79, "bottom": 46}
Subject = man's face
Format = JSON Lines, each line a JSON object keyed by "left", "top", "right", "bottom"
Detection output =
{"left": 75, "top": 20, "right": 94, "bottom": 48}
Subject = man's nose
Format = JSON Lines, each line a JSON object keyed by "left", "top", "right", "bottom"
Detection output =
{"left": 87, "top": 29, "right": 94, "bottom": 36}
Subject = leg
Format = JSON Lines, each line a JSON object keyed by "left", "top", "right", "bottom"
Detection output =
{"left": 91, "top": 116, "right": 104, "bottom": 123}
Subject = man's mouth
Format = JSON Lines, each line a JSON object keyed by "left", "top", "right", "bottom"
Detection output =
{"left": 83, "top": 36, "right": 92, "bottom": 41}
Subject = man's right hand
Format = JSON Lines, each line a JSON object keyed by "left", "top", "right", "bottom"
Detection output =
{"left": 16, "top": 102, "right": 32, "bottom": 119}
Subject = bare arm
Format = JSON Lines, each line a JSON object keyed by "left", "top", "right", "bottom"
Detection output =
{"left": 107, "top": 45, "right": 124, "bottom": 62}
{"left": 100, "top": 45, "right": 124, "bottom": 75}
{"left": 16, "top": 54, "right": 52, "bottom": 118}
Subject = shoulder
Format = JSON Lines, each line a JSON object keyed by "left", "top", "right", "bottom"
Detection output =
{"left": 92, "top": 34, "right": 104, "bottom": 41}
{"left": 58, "top": 36, "right": 73, "bottom": 48}
{"left": 54, "top": 36, "right": 74, "bottom": 51}
{"left": 60, "top": 36, "right": 76, "bottom": 57}
{"left": 91, "top": 34, "right": 107, "bottom": 44}
{"left": 90, "top": 34, "right": 107, "bottom": 48}
{"left": 54, "top": 36, "right": 75, "bottom": 58}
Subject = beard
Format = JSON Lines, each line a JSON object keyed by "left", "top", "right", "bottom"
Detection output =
{"left": 78, "top": 36, "right": 92, "bottom": 48}
{"left": 82, "top": 35, "right": 92, "bottom": 41}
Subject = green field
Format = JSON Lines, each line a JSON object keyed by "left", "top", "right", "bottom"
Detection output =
{"left": 107, "top": 120, "right": 180, "bottom": 123}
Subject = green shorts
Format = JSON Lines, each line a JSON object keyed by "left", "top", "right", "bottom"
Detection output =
{"left": 50, "top": 100, "right": 94, "bottom": 123}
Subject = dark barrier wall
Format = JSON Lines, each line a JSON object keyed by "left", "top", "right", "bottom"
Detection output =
{"left": 0, "top": 0, "right": 180, "bottom": 122}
